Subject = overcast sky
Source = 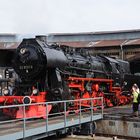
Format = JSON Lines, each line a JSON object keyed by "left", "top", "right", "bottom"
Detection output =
{"left": 1, "top": 0, "right": 140, "bottom": 34}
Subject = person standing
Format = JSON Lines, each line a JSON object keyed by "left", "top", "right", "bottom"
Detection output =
{"left": 131, "top": 84, "right": 139, "bottom": 117}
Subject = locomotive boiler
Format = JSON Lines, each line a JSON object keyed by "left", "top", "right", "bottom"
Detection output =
{"left": 0, "top": 37, "right": 138, "bottom": 118}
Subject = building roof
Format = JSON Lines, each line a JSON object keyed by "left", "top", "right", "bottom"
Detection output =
{"left": 0, "top": 33, "right": 16, "bottom": 36}
{"left": 56, "top": 39, "right": 140, "bottom": 48}
{"left": 49, "top": 29, "right": 140, "bottom": 36}
{"left": 93, "top": 40, "right": 125, "bottom": 47}
{"left": 124, "top": 39, "right": 140, "bottom": 45}
{"left": 0, "top": 42, "right": 19, "bottom": 50}
{"left": 48, "top": 29, "right": 140, "bottom": 44}
{"left": 0, "top": 37, "right": 140, "bottom": 50}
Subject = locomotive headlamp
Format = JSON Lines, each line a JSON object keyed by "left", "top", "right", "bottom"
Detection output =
{"left": 20, "top": 48, "right": 27, "bottom": 54}
{"left": 3, "top": 89, "right": 9, "bottom": 95}
{"left": 32, "top": 89, "right": 38, "bottom": 95}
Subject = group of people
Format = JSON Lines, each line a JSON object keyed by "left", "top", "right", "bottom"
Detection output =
{"left": 131, "top": 83, "right": 140, "bottom": 117}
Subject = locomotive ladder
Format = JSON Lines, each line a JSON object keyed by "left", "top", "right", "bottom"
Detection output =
{"left": 0, "top": 97, "right": 103, "bottom": 140}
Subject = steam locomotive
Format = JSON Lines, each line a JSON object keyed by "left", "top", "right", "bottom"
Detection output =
{"left": 0, "top": 37, "right": 139, "bottom": 118}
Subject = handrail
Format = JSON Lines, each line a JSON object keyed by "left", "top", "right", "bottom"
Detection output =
{"left": 0, "top": 97, "right": 103, "bottom": 109}
{"left": 0, "top": 97, "right": 103, "bottom": 139}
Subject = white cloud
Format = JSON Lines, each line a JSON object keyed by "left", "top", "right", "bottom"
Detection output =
{"left": 0, "top": 0, "right": 140, "bottom": 34}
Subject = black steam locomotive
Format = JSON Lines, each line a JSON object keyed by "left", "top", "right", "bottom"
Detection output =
{"left": 13, "top": 37, "right": 133, "bottom": 95}
{"left": 0, "top": 36, "right": 139, "bottom": 118}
